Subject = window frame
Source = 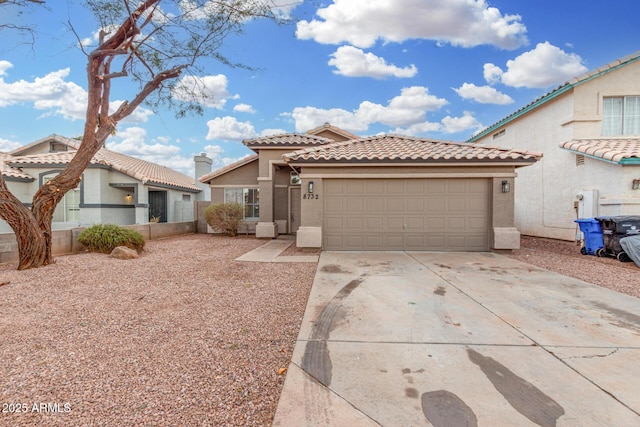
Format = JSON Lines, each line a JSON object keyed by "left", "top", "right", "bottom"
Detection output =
{"left": 223, "top": 187, "right": 259, "bottom": 221}
{"left": 602, "top": 95, "right": 640, "bottom": 136}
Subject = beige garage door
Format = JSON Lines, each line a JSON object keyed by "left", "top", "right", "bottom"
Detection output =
{"left": 323, "top": 178, "right": 490, "bottom": 251}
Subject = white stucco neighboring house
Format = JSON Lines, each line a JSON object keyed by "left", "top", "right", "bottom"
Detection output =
{"left": 468, "top": 51, "right": 640, "bottom": 241}
{"left": 0, "top": 135, "right": 202, "bottom": 233}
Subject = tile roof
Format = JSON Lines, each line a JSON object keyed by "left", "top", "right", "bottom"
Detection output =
{"left": 305, "top": 122, "right": 360, "bottom": 140}
{"left": 560, "top": 139, "right": 640, "bottom": 164}
{"left": 244, "top": 133, "right": 334, "bottom": 148}
{"left": 0, "top": 152, "right": 34, "bottom": 180}
{"left": 468, "top": 51, "right": 640, "bottom": 142}
{"left": 9, "top": 147, "right": 200, "bottom": 191}
{"left": 199, "top": 154, "right": 258, "bottom": 183}
{"left": 283, "top": 135, "right": 542, "bottom": 164}
{"left": 9, "top": 134, "right": 80, "bottom": 155}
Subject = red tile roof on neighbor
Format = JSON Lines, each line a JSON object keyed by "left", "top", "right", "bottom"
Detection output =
{"left": 0, "top": 152, "right": 34, "bottom": 180}
{"left": 8, "top": 147, "right": 201, "bottom": 192}
{"left": 199, "top": 154, "right": 258, "bottom": 183}
{"left": 305, "top": 122, "right": 360, "bottom": 140}
{"left": 283, "top": 135, "right": 542, "bottom": 164}
{"left": 560, "top": 139, "right": 640, "bottom": 164}
{"left": 244, "top": 133, "right": 334, "bottom": 148}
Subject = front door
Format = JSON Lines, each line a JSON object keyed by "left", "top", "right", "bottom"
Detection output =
{"left": 289, "top": 187, "right": 301, "bottom": 234}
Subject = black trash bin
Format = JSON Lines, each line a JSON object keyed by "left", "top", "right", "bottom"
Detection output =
{"left": 595, "top": 216, "right": 640, "bottom": 261}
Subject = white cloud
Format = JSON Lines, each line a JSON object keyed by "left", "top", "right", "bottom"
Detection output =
{"left": 483, "top": 63, "right": 503, "bottom": 85}
{"left": 296, "top": 0, "right": 527, "bottom": 49}
{"left": 106, "top": 127, "right": 195, "bottom": 176}
{"left": 440, "top": 111, "right": 483, "bottom": 134}
{"left": 233, "top": 103, "right": 255, "bottom": 114}
{"left": 205, "top": 116, "right": 259, "bottom": 141}
{"left": 260, "top": 128, "right": 287, "bottom": 136}
{"left": 329, "top": 46, "right": 417, "bottom": 79}
{"left": 0, "top": 60, "right": 13, "bottom": 76}
{"left": 487, "top": 42, "right": 588, "bottom": 89}
{"left": 290, "top": 86, "right": 448, "bottom": 132}
{"left": 172, "top": 74, "right": 235, "bottom": 108}
{"left": 0, "top": 137, "right": 21, "bottom": 152}
{"left": 453, "top": 83, "right": 514, "bottom": 105}
{"left": 0, "top": 66, "right": 87, "bottom": 119}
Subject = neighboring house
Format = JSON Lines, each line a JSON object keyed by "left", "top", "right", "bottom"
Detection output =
{"left": 468, "top": 51, "right": 640, "bottom": 241}
{"left": 0, "top": 135, "right": 201, "bottom": 233}
{"left": 200, "top": 123, "right": 541, "bottom": 251}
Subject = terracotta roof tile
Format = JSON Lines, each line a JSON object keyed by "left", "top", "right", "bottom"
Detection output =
{"left": 0, "top": 152, "right": 34, "bottom": 180}
{"left": 283, "top": 135, "right": 542, "bottom": 164}
{"left": 9, "top": 148, "right": 200, "bottom": 191}
{"left": 560, "top": 139, "right": 640, "bottom": 164}
{"left": 199, "top": 154, "right": 258, "bottom": 183}
{"left": 244, "top": 133, "right": 334, "bottom": 148}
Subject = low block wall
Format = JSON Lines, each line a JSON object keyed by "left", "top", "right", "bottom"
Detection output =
{"left": 0, "top": 221, "right": 197, "bottom": 265}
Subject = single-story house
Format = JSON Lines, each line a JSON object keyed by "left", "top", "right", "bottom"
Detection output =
{"left": 468, "top": 51, "right": 640, "bottom": 241}
{"left": 200, "top": 123, "right": 541, "bottom": 251}
{"left": 0, "top": 135, "right": 202, "bottom": 233}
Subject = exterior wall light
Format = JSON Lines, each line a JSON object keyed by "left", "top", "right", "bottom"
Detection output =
{"left": 125, "top": 194, "right": 133, "bottom": 203}
{"left": 308, "top": 181, "right": 314, "bottom": 193}
{"left": 633, "top": 179, "right": 640, "bottom": 190}
{"left": 501, "top": 180, "right": 510, "bottom": 193}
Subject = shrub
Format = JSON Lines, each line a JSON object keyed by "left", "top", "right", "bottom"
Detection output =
{"left": 204, "top": 203, "right": 243, "bottom": 237}
{"left": 78, "top": 224, "right": 145, "bottom": 254}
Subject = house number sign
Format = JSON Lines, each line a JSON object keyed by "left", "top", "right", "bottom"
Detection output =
{"left": 303, "top": 193, "right": 319, "bottom": 200}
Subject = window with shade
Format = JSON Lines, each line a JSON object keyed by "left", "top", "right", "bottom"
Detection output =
{"left": 42, "top": 173, "right": 80, "bottom": 222}
{"left": 602, "top": 96, "right": 640, "bottom": 136}
{"left": 224, "top": 188, "right": 259, "bottom": 220}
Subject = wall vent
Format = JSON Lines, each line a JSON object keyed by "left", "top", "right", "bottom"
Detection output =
{"left": 576, "top": 154, "right": 585, "bottom": 166}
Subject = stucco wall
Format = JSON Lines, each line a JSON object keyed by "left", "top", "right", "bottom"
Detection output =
{"left": 473, "top": 63, "right": 640, "bottom": 240}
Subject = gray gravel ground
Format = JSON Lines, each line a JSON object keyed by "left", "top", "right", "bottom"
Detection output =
{"left": 1, "top": 233, "right": 637, "bottom": 426}
{"left": 508, "top": 235, "right": 640, "bottom": 298}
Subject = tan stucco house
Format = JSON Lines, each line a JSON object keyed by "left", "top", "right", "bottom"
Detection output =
{"left": 200, "top": 123, "right": 541, "bottom": 251}
{"left": 468, "top": 51, "right": 640, "bottom": 241}
{"left": 0, "top": 135, "right": 201, "bottom": 233}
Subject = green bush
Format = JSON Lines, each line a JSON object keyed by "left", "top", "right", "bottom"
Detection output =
{"left": 78, "top": 224, "right": 145, "bottom": 254}
{"left": 204, "top": 203, "right": 243, "bottom": 237}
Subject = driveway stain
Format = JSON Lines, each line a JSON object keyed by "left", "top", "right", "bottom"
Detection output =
{"left": 467, "top": 349, "right": 564, "bottom": 427}
{"left": 301, "top": 278, "right": 364, "bottom": 386}
{"left": 321, "top": 264, "right": 350, "bottom": 274}
{"left": 434, "top": 286, "right": 446, "bottom": 296}
{"left": 591, "top": 301, "right": 640, "bottom": 332}
{"left": 421, "top": 390, "right": 478, "bottom": 427}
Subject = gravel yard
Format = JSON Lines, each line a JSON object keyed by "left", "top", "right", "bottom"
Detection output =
{"left": 0, "top": 233, "right": 637, "bottom": 426}
{"left": 0, "top": 234, "right": 317, "bottom": 426}
{"left": 508, "top": 235, "right": 640, "bottom": 298}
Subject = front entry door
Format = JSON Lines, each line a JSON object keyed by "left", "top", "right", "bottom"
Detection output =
{"left": 289, "top": 187, "right": 301, "bottom": 234}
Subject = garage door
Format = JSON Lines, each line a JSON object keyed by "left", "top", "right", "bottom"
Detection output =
{"left": 323, "top": 178, "right": 490, "bottom": 251}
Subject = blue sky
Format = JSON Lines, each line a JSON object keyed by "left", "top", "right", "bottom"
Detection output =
{"left": 0, "top": 0, "right": 639, "bottom": 178}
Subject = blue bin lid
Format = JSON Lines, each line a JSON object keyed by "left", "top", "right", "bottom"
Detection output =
{"left": 575, "top": 218, "right": 598, "bottom": 224}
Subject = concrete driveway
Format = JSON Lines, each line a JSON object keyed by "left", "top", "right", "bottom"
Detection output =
{"left": 273, "top": 251, "right": 640, "bottom": 426}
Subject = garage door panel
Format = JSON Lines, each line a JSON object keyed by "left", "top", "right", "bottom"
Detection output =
{"left": 347, "top": 217, "right": 364, "bottom": 230}
{"left": 366, "top": 217, "right": 384, "bottom": 229}
{"left": 323, "top": 179, "right": 489, "bottom": 251}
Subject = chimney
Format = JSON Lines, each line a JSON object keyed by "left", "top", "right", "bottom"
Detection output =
{"left": 194, "top": 152, "right": 212, "bottom": 201}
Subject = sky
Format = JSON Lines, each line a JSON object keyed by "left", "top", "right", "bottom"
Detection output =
{"left": 0, "top": 0, "right": 639, "bottom": 179}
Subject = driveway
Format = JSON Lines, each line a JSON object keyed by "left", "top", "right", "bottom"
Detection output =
{"left": 273, "top": 251, "right": 640, "bottom": 426}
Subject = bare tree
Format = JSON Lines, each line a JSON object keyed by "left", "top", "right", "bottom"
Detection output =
{"left": 0, "top": 0, "right": 284, "bottom": 269}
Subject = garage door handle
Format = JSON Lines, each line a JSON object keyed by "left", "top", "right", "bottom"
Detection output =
{"left": 290, "top": 212, "right": 294, "bottom": 221}
{"left": 403, "top": 224, "right": 407, "bottom": 230}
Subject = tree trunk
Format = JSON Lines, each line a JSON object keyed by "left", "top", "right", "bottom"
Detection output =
{"left": 0, "top": 176, "right": 48, "bottom": 270}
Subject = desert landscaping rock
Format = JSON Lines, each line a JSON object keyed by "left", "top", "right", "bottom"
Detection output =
{"left": 109, "top": 246, "right": 139, "bottom": 259}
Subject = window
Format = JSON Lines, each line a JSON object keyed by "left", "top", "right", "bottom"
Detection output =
{"left": 42, "top": 173, "right": 80, "bottom": 222}
{"left": 182, "top": 194, "right": 191, "bottom": 202}
{"left": 224, "top": 188, "right": 259, "bottom": 220}
{"left": 602, "top": 96, "right": 640, "bottom": 136}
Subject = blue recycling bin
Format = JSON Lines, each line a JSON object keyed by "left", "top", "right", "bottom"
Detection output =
{"left": 575, "top": 218, "right": 604, "bottom": 255}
